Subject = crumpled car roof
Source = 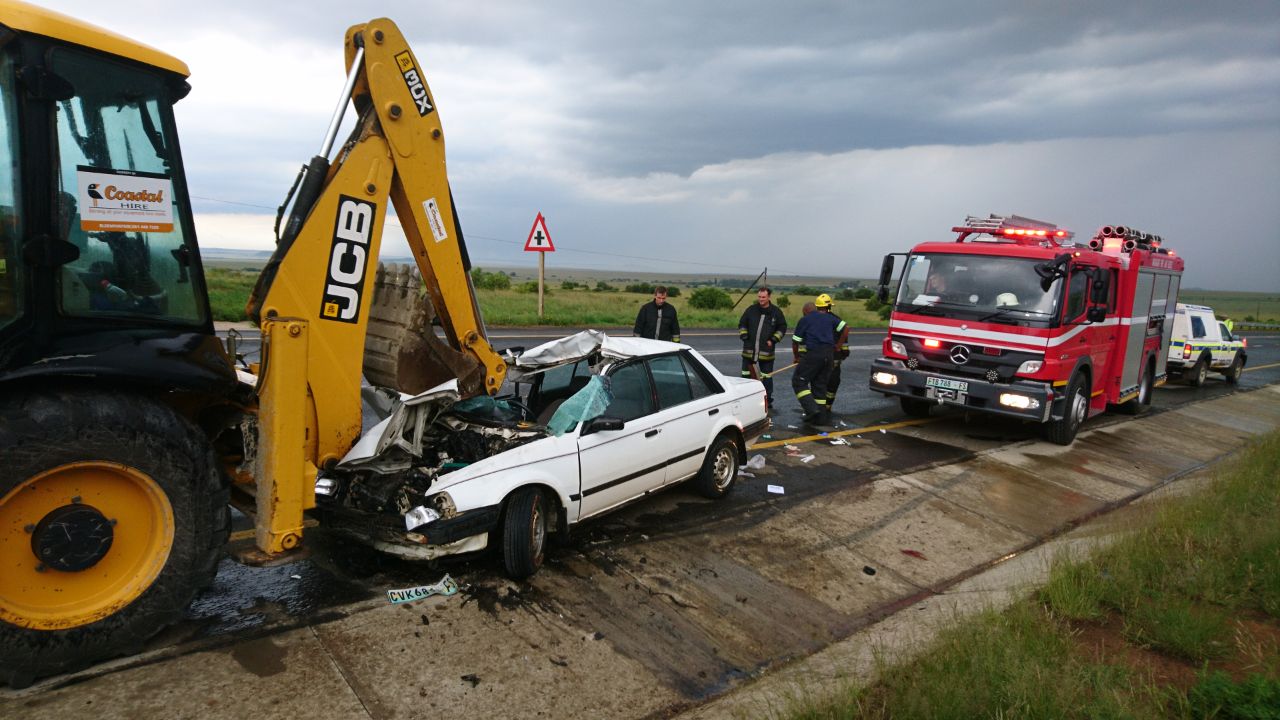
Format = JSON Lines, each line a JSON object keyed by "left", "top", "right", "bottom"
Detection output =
{"left": 509, "top": 330, "right": 680, "bottom": 380}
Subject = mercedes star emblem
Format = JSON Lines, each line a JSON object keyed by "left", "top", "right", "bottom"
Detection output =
{"left": 950, "top": 345, "right": 971, "bottom": 365}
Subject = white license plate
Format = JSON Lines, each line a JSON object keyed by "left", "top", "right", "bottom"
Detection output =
{"left": 926, "top": 376, "right": 969, "bottom": 393}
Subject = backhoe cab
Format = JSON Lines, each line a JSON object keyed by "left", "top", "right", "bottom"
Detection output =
{"left": 0, "top": 1, "right": 504, "bottom": 686}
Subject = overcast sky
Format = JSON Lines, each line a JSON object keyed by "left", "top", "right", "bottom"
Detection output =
{"left": 43, "top": 0, "right": 1280, "bottom": 289}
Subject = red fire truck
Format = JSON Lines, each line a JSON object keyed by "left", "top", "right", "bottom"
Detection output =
{"left": 868, "top": 214, "right": 1184, "bottom": 444}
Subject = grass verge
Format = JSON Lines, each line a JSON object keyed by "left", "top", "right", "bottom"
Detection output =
{"left": 787, "top": 430, "right": 1280, "bottom": 719}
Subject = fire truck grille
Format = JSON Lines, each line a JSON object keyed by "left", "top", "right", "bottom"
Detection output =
{"left": 894, "top": 335, "right": 1042, "bottom": 384}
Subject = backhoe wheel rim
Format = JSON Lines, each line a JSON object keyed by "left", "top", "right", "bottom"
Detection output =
{"left": 0, "top": 462, "right": 175, "bottom": 630}
{"left": 712, "top": 446, "right": 736, "bottom": 491}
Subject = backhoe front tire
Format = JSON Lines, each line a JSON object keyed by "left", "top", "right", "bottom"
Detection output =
{"left": 0, "top": 390, "right": 229, "bottom": 686}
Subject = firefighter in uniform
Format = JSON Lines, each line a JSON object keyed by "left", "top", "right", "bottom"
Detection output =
{"left": 738, "top": 286, "right": 787, "bottom": 409}
{"left": 792, "top": 294, "right": 842, "bottom": 425}
{"left": 633, "top": 285, "right": 681, "bottom": 342}
{"left": 824, "top": 306, "right": 850, "bottom": 410}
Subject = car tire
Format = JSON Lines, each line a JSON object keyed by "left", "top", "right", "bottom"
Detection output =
{"left": 1223, "top": 355, "right": 1244, "bottom": 385}
{"left": 501, "top": 488, "right": 547, "bottom": 580}
{"left": 1120, "top": 361, "right": 1154, "bottom": 415}
{"left": 900, "top": 397, "right": 931, "bottom": 418}
{"left": 1042, "top": 373, "right": 1088, "bottom": 446}
{"left": 0, "top": 390, "right": 229, "bottom": 687}
{"left": 1188, "top": 355, "right": 1210, "bottom": 387}
{"left": 694, "top": 434, "right": 739, "bottom": 500}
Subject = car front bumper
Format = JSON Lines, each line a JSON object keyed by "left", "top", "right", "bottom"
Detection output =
{"left": 869, "top": 358, "right": 1057, "bottom": 422}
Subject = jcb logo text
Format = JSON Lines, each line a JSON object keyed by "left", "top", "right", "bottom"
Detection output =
{"left": 320, "top": 196, "right": 376, "bottom": 323}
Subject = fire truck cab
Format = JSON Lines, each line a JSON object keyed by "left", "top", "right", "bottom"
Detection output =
{"left": 869, "top": 214, "right": 1184, "bottom": 445}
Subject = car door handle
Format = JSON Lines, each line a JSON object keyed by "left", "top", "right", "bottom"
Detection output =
{"left": 707, "top": 408, "right": 719, "bottom": 416}
{"left": 645, "top": 429, "right": 660, "bottom": 438}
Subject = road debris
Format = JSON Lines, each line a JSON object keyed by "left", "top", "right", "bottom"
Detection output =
{"left": 746, "top": 454, "right": 767, "bottom": 470}
{"left": 737, "top": 470, "right": 756, "bottom": 478}
{"left": 461, "top": 674, "right": 481, "bottom": 688}
{"left": 767, "top": 484, "right": 785, "bottom": 495}
{"left": 387, "top": 574, "right": 459, "bottom": 604}
{"left": 799, "top": 454, "right": 816, "bottom": 463}
{"left": 863, "top": 566, "right": 877, "bottom": 576}
{"left": 901, "top": 549, "right": 929, "bottom": 561}
{"left": 829, "top": 438, "right": 849, "bottom": 446}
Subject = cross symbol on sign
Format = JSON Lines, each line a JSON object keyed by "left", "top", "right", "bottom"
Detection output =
{"left": 524, "top": 213, "right": 555, "bottom": 252}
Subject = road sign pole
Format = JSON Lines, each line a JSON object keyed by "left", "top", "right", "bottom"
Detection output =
{"left": 538, "top": 252, "right": 545, "bottom": 319}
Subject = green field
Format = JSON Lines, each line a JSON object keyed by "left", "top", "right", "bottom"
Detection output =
{"left": 1178, "top": 289, "right": 1280, "bottom": 324}
{"left": 205, "top": 267, "right": 887, "bottom": 327}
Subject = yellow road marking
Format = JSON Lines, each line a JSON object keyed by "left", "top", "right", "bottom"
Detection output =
{"left": 1244, "top": 361, "right": 1280, "bottom": 373}
{"left": 752, "top": 416, "right": 938, "bottom": 450}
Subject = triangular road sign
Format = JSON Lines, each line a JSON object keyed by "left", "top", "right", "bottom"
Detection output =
{"left": 524, "top": 212, "right": 555, "bottom": 252}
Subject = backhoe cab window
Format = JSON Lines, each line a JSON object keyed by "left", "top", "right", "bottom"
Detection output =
{"left": 51, "top": 49, "right": 203, "bottom": 324}
{"left": 0, "top": 52, "right": 22, "bottom": 331}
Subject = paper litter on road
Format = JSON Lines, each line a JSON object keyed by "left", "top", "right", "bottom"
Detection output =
{"left": 800, "top": 454, "right": 816, "bottom": 463}
{"left": 829, "top": 438, "right": 849, "bottom": 446}
{"left": 737, "top": 470, "right": 756, "bottom": 478}
{"left": 787, "top": 425, "right": 798, "bottom": 429}
{"left": 767, "top": 484, "right": 785, "bottom": 494}
{"left": 746, "top": 454, "right": 767, "bottom": 470}
{"left": 879, "top": 429, "right": 887, "bottom": 434}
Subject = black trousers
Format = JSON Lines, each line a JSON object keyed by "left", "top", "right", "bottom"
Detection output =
{"left": 741, "top": 348, "right": 777, "bottom": 401}
{"left": 792, "top": 346, "right": 833, "bottom": 416}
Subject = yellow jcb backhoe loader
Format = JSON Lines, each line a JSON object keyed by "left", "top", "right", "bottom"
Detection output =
{"left": 0, "top": 1, "right": 506, "bottom": 686}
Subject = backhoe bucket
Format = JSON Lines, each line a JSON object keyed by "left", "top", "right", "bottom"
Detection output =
{"left": 364, "top": 264, "right": 487, "bottom": 397}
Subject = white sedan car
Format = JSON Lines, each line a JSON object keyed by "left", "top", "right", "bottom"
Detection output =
{"left": 318, "top": 331, "right": 769, "bottom": 578}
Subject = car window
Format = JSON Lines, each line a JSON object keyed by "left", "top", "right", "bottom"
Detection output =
{"left": 1218, "top": 322, "right": 1232, "bottom": 342}
{"left": 1064, "top": 270, "right": 1088, "bottom": 321}
{"left": 604, "top": 362, "right": 655, "bottom": 421}
{"left": 1191, "top": 316, "right": 1206, "bottom": 339}
{"left": 538, "top": 359, "right": 588, "bottom": 396}
{"left": 680, "top": 352, "right": 721, "bottom": 399}
{"left": 649, "top": 354, "right": 693, "bottom": 409}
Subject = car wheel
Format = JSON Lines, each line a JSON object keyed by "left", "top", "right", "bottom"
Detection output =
{"left": 1042, "top": 373, "right": 1088, "bottom": 445}
{"left": 1188, "top": 355, "right": 1209, "bottom": 387}
{"left": 900, "top": 397, "right": 931, "bottom": 418}
{"left": 694, "top": 435, "right": 739, "bottom": 499}
{"left": 1223, "top": 355, "right": 1244, "bottom": 385}
{"left": 501, "top": 488, "right": 547, "bottom": 579}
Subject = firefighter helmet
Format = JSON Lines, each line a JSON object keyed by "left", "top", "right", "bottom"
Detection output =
{"left": 815, "top": 293, "right": 833, "bottom": 308}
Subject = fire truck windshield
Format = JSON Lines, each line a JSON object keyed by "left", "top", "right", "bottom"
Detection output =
{"left": 894, "top": 253, "right": 1062, "bottom": 325}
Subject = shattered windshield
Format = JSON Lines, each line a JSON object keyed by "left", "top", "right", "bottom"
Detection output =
{"left": 894, "top": 253, "right": 1063, "bottom": 325}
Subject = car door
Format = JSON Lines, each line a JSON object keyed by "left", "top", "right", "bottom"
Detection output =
{"left": 1213, "top": 321, "right": 1236, "bottom": 368}
{"left": 646, "top": 352, "right": 720, "bottom": 484}
{"left": 576, "top": 360, "right": 667, "bottom": 518}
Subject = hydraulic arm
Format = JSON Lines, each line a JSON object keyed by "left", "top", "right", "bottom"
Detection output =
{"left": 243, "top": 18, "right": 507, "bottom": 554}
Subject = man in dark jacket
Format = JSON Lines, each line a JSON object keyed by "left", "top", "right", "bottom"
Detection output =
{"left": 738, "top": 287, "right": 787, "bottom": 408}
{"left": 633, "top": 286, "right": 681, "bottom": 342}
{"left": 791, "top": 294, "right": 846, "bottom": 425}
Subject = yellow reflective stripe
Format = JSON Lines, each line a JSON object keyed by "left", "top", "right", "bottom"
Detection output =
{"left": 836, "top": 321, "right": 847, "bottom": 332}
{"left": 797, "top": 390, "right": 812, "bottom": 399}
{"left": 793, "top": 335, "right": 804, "bottom": 342}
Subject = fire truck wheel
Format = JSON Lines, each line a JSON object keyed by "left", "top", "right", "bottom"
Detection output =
{"left": 900, "top": 397, "right": 932, "bottom": 418}
{"left": 1188, "top": 354, "right": 1210, "bottom": 387}
{"left": 1120, "top": 360, "right": 1155, "bottom": 415}
{"left": 1223, "top": 356, "right": 1244, "bottom": 385}
{"left": 1042, "top": 374, "right": 1087, "bottom": 445}
{"left": 0, "top": 390, "right": 229, "bottom": 687}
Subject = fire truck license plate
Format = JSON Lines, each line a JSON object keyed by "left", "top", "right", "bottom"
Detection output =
{"left": 926, "top": 377, "right": 969, "bottom": 393}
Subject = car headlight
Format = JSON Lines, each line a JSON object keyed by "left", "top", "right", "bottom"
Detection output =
{"left": 998, "top": 393, "right": 1040, "bottom": 410}
{"left": 889, "top": 340, "right": 906, "bottom": 356}
{"left": 1016, "top": 360, "right": 1043, "bottom": 375}
{"left": 429, "top": 491, "right": 457, "bottom": 518}
{"left": 404, "top": 505, "right": 441, "bottom": 531}
{"left": 872, "top": 371, "right": 898, "bottom": 386}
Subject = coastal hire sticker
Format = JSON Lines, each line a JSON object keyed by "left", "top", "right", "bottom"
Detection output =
{"left": 77, "top": 166, "right": 174, "bottom": 233}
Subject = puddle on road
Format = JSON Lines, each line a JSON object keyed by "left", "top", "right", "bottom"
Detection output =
{"left": 870, "top": 432, "right": 973, "bottom": 473}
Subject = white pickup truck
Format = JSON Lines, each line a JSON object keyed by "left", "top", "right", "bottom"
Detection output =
{"left": 1167, "top": 303, "right": 1247, "bottom": 385}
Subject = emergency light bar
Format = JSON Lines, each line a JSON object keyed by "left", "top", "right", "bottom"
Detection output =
{"left": 952, "top": 213, "right": 1073, "bottom": 245}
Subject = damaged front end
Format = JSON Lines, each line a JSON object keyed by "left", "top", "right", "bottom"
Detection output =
{"left": 313, "top": 380, "right": 547, "bottom": 558}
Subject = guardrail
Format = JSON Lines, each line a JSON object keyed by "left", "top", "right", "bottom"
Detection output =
{"left": 1237, "top": 323, "right": 1280, "bottom": 330}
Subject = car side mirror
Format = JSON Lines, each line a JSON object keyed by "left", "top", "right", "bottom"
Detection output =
{"left": 583, "top": 416, "right": 624, "bottom": 434}
{"left": 1086, "top": 306, "right": 1107, "bottom": 323}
